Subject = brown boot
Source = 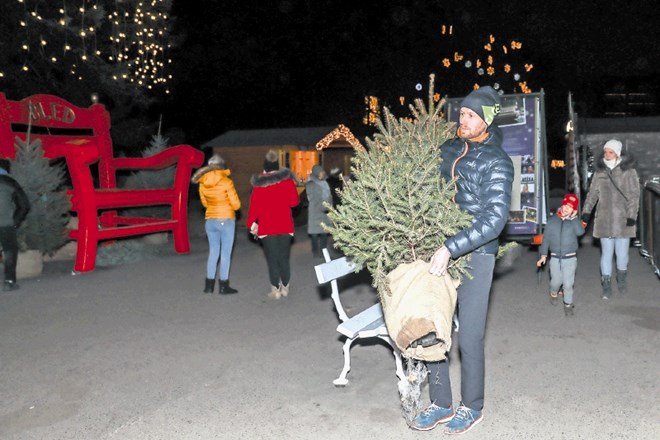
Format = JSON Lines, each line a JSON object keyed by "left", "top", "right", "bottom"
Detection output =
{"left": 549, "top": 291, "right": 559, "bottom": 306}
{"left": 268, "top": 285, "right": 281, "bottom": 299}
{"left": 280, "top": 283, "right": 289, "bottom": 297}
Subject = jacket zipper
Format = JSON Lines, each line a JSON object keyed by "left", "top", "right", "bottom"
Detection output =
{"left": 451, "top": 141, "right": 470, "bottom": 201}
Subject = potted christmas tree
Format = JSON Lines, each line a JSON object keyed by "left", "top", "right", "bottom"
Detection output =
{"left": 10, "top": 137, "right": 71, "bottom": 277}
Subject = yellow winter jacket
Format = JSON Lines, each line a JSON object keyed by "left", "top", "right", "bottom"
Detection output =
{"left": 197, "top": 168, "right": 241, "bottom": 220}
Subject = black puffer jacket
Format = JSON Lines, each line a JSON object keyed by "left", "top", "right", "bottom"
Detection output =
{"left": 0, "top": 174, "right": 30, "bottom": 228}
{"left": 439, "top": 125, "right": 514, "bottom": 258}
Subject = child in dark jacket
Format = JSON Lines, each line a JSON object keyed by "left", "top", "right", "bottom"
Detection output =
{"left": 536, "top": 193, "right": 585, "bottom": 316}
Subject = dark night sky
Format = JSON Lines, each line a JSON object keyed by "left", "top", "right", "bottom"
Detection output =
{"left": 164, "top": 0, "right": 660, "bottom": 150}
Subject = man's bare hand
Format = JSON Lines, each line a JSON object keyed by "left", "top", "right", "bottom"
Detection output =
{"left": 429, "top": 246, "right": 451, "bottom": 276}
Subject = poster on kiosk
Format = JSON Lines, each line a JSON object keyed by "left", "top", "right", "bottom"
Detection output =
{"left": 446, "top": 91, "right": 548, "bottom": 241}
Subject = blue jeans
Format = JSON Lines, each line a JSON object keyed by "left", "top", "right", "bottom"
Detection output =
{"left": 205, "top": 219, "right": 236, "bottom": 280}
{"left": 427, "top": 253, "right": 495, "bottom": 411}
{"left": 549, "top": 257, "right": 577, "bottom": 304}
{"left": 599, "top": 237, "right": 629, "bottom": 276}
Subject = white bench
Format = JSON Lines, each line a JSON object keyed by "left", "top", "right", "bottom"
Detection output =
{"left": 315, "top": 249, "right": 405, "bottom": 386}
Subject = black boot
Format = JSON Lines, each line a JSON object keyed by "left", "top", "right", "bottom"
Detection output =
{"left": 601, "top": 275, "right": 612, "bottom": 300}
{"left": 563, "top": 302, "right": 574, "bottom": 317}
{"left": 203, "top": 278, "right": 215, "bottom": 294}
{"left": 616, "top": 270, "right": 627, "bottom": 294}
{"left": 3, "top": 280, "right": 19, "bottom": 292}
{"left": 218, "top": 280, "right": 238, "bottom": 294}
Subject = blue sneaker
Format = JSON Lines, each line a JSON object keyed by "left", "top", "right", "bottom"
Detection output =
{"left": 444, "top": 405, "right": 483, "bottom": 435}
{"left": 410, "top": 403, "right": 454, "bottom": 431}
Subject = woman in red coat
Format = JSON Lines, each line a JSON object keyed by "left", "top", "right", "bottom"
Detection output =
{"left": 246, "top": 151, "right": 300, "bottom": 299}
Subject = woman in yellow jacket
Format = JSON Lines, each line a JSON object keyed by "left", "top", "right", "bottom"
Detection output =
{"left": 192, "top": 154, "right": 241, "bottom": 294}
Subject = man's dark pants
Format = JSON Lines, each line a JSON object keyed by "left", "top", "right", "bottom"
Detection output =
{"left": 427, "top": 252, "right": 496, "bottom": 411}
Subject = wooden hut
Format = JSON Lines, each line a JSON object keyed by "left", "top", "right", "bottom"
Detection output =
{"left": 200, "top": 125, "right": 365, "bottom": 219}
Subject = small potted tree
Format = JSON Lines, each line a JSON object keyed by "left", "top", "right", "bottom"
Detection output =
{"left": 10, "top": 137, "right": 71, "bottom": 277}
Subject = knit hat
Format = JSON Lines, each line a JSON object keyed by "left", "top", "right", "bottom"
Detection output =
{"left": 311, "top": 164, "right": 324, "bottom": 178}
{"left": 603, "top": 139, "right": 622, "bottom": 157}
{"left": 561, "top": 193, "right": 579, "bottom": 211}
{"left": 263, "top": 150, "right": 279, "bottom": 172}
{"left": 208, "top": 154, "right": 225, "bottom": 167}
{"left": 460, "top": 86, "right": 501, "bottom": 126}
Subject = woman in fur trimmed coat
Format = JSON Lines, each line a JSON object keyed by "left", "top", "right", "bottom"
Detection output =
{"left": 246, "top": 151, "right": 300, "bottom": 299}
{"left": 582, "top": 139, "right": 640, "bottom": 299}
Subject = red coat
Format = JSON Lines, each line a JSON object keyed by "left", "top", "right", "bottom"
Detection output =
{"left": 246, "top": 169, "right": 300, "bottom": 236}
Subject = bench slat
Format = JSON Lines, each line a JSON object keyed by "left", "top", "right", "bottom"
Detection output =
{"left": 315, "top": 256, "right": 358, "bottom": 284}
{"left": 336, "top": 303, "right": 385, "bottom": 338}
{"left": 69, "top": 220, "right": 177, "bottom": 240}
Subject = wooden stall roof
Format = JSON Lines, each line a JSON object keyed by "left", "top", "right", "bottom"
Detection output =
{"left": 315, "top": 124, "right": 365, "bottom": 151}
{"left": 202, "top": 126, "right": 338, "bottom": 149}
{"left": 201, "top": 125, "right": 372, "bottom": 150}
{"left": 578, "top": 116, "right": 660, "bottom": 134}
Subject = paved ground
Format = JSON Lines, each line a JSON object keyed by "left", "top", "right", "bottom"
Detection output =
{"left": 1, "top": 203, "right": 658, "bottom": 440}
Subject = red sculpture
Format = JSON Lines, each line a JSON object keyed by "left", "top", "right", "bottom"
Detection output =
{"left": 0, "top": 93, "right": 204, "bottom": 272}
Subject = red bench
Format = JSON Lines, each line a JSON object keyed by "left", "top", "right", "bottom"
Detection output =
{"left": 0, "top": 93, "right": 204, "bottom": 272}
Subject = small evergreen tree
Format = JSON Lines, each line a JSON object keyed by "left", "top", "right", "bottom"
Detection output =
{"left": 325, "top": 75, "right": 473, "bottom": 294}
{"left": 122, "top": 134, "right": 174, "bottom": 218}
{"left": 124, "top": 134, "right": 175, "bottom": 188}
{"left": 10, "top": 138, "right": 71, "bottom": 256}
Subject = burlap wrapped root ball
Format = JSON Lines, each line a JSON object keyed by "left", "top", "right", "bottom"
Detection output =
{"left": 383, "top": 260, "right": 459, "bottom": 362}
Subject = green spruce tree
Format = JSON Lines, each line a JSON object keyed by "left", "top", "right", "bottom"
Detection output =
{"left": 326, "top": 75, "right": 473, "bottom": 295}
{"left": 124, "top": 134, "right": 175, "bottom": 189}
{"left": 122, "top": 134, "right": 174, "bottom": 218}
{"left": 10, "top": 138, "right": 71, "bottom": 256}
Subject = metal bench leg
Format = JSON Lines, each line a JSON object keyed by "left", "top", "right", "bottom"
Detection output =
{"left": 379, "top": 335, "right": 406, "bottom": 383}
{"left": 393, "top": 348, "right": 406, "bottom": 383}
{"left": 334, "top": 337, "right": 356, "bottom": 386}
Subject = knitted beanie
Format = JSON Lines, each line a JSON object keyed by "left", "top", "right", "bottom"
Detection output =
{"left": 263, "top": 150, "right": 279, "bottom": 172}
{"left": 561, "top": 193, "right": 579, "bottom": 211}
{"left": 459, "top": 86, "right": 501, "bottom": 126}
{"left": 603, "top": 139, "right": 622, "bottom": 157}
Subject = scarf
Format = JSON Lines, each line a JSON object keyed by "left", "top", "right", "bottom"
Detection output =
{"left": 604, "top": 158, "right": 621, "bottom": 170}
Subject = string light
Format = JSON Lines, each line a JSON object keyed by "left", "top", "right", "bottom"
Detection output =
{"left": 315, "top": 124, "right": 365, "bottom": 152}
{"left": 363, "top": 96, "right": 380, "bottom": 126}
{"left": 9, "top": 0, "right": 173, "bottom": 93}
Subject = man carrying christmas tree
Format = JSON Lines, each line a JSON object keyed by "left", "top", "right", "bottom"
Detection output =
{"left": 412, "top": 86, "right": 513, "bottom": 434}
{"left": 0, "top": 159, "right": 30, "bottom": 291}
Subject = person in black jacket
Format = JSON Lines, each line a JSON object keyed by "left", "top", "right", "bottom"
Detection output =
{"left": 0, "top": 159, "right": 30, "bottom": 291}
{"left": 412, "top": 86, "right": 514, "bottom": 435}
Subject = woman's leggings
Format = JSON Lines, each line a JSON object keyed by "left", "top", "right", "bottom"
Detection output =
{"left": 261, "top": 234, "right": 292, "bottom": 286}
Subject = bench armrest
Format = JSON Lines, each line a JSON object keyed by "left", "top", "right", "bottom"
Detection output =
{"left": 47, "top": 143, "right": 100, "bottom": 167}
{"left": 111, "top": 144, "right": 204, "bottom": 170}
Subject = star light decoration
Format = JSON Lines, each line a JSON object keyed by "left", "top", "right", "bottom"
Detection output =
{"left": 6, "top": 0, "right": 173, "bottom": 94}
{"left": 437, "top": 30, "right": 534, "bottom": 95}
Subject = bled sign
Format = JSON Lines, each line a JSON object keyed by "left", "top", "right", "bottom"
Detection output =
{"left": 28, "top": 101, "right": 76, "bottom": 124}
